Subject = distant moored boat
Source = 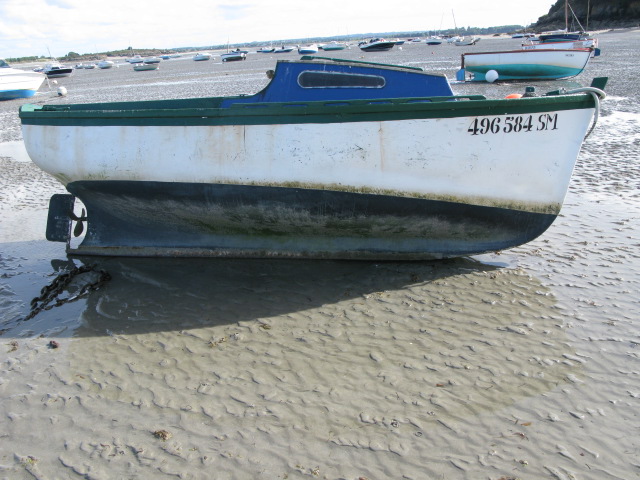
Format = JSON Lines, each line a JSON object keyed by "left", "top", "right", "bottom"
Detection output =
{"left": 193, "top": 52, "right": 212, "bottom": 61}
{"left": 358, "top": 38, "right": 395, "bottom": 52}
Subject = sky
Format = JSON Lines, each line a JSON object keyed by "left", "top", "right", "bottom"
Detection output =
{"left": 0, "top": 0, "right": 556, "bottom": 59}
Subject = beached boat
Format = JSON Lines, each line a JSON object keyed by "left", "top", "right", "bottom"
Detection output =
{"left": 258, "top": 47, "right": 275, "bottom": 53}
{"left": 453, "top": 36, "right": 481, "bottom": 46}
{"left": 425, "top": 37, "right": 443, "bottom": 45}
{"left": 97, "top": 60, "right": 115, "bottom": 69}
{"left": 193, "top": 52, "right": 212, "bottom": 61}
{"left": 298, "top": 44, "right": 319, "bottom": 54}
{"left": 457, "top": 48, "right": 593, "bottom": 82}
{"left": 321, "top": 42, "right": 347, "bottom": 51}
{"left": 273, "top": 46, "right": 294, "bottom": 53}
{"left": 19, "top": 56, "right": 607, "bottom": 260}
{"left": 221, "top": 50, "right": 247, "bottom": 62}
{"left": 523, "top": 38, "right": 600, "bottom": 56}
{"left": 133, "top": 63, "right": 159, "bottom": 71}
{"left": 0, "top": 59, "right": 46, "bottom": 100}
{"left": 534, "top": 0, "right": 598, "bottom": 49}
{"left": 529, "top": 30, "right": 598, "bottom": 47}
{"left": 126, "top": 55, "right": 144, "bottom": 64}
{"left": 358, "top": 38, "right": 395, "bottom": 52}
{"left": 43, "top": 62, "right": 73, "bottom": 78}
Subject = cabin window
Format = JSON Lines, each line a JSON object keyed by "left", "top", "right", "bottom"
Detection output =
{"left": 298, "top": 71, "right": 385, "bottom": 88}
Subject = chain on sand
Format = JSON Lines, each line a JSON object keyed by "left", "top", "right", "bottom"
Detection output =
{"left": 24, "top": 264, "right": 111, "bottom": 321}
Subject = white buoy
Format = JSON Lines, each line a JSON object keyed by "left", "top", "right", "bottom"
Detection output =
{"left": 57, "top": 86, "right": 68, "bottom": 96}
{"left": 485, "top": 70, "right": 499, "bottom": 83}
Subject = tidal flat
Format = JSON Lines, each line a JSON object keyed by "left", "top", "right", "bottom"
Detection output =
{"left": 1, "top": 30, "right": 639, "bottom": 479}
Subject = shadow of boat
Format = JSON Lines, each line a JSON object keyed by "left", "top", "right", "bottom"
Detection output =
{"left": 66, "top": 256, "right": 500, "bottom": 336}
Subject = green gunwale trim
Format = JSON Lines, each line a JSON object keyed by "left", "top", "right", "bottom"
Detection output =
{"left": 19, "top": 94, "right": 596, "bottom": 127}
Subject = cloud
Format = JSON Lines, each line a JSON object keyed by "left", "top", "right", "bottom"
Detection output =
{"left": 217, "top": 3, "right": 253, "bottom": 21}
{"left": 45, "top": 0, "right": 76, "bottom": 8}
{"left": 0, "top": 0, "right": 555, "bottom": 59}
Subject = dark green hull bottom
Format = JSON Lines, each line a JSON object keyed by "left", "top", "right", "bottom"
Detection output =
{"left": 49, "top": 181, "right": 557, "bottom": 260}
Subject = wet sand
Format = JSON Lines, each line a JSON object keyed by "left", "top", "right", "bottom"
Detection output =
{"left": 1, "top": 30, "right": 639, "bottom": 479}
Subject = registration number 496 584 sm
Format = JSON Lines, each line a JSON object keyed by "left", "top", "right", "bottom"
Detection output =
{"left": 468, "top": 113, "right": 558, "bottom": 135}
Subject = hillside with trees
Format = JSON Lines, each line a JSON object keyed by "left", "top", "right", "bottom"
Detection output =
{"left": 532, "top": 0, "right": 640, "bottom": 31}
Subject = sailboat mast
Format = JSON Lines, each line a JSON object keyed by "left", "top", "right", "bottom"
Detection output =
{"left": 565, "top": 0, "right": 569, "bottom": 31}
{"left": 586, "top": 0, "right": 590, "bottom": 31}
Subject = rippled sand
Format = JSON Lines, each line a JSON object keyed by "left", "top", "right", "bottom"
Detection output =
{"left": 1, "top": 30, "right": 639, "bottom": 480}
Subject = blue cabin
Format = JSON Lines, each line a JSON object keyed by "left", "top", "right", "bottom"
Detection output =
{"left": 221, "top": 56, "right": 454, "bottom": 107}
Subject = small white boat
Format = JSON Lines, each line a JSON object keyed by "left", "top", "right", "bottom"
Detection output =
{"left": 298, "top": 44, "right": 319, "bottom": 54}
{"left": 0, "top": 59, "right": 46, "bottom": 101}
{"left": 97, "top": 60, "right": 115, "bottom": 69}
{"left": 273, "top": 46, "right": 294, "bottom": 53}
{"left": 126, "top": 55, "right": 144, "bottom": 64}
{"left": 43, "top": 62, "right": 73, "bottom": 78}
{"left": 258, "top": 47, "right": 275, "bottom": 53}
{"left": 193, "top": 52, "right": 212, "bottom": 61}
{"left": 84, "top": 63, "right": 96, "bottom": 69}
{"left": 143, "top": 57, "right": 162, "bottom": 64}
{"left": 358, "top": 38, "right": 395, "bottom": 52}
{"left": 454, "top": 36, "right": 481, "bottom": 46}
{"left": 133, "top": 63, "right": 159, "bottom": 71}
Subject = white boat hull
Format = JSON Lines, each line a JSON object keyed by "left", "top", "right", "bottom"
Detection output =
{"left": 23, "top": 108, "right": 592, "bottom": 214}
{"left": 462, "top": 49, "right": 592, "bottom": 81}
{"left": 0, "top": 68, "right": 46, "bottom": 100}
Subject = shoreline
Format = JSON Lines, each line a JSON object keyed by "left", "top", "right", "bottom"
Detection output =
{"left": 6, "top": 26, "right": 640, "bottom": 68}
